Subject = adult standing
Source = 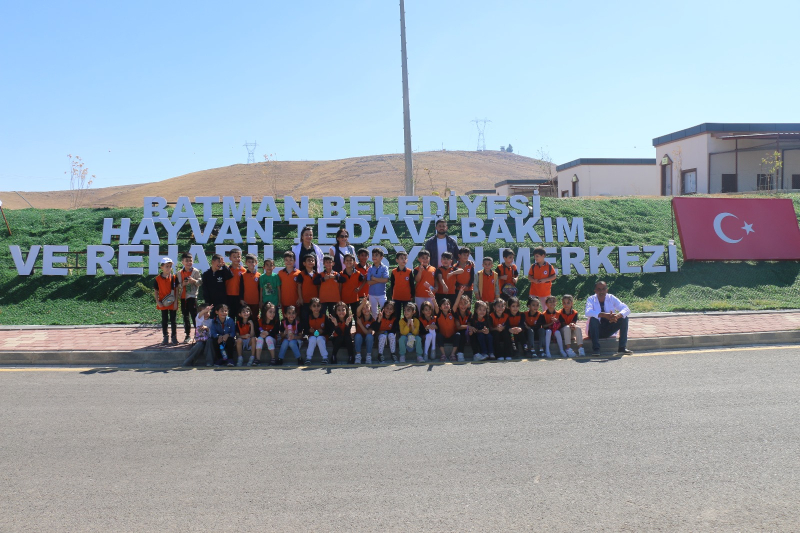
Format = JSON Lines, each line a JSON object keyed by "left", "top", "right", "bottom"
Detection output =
{"left": 201, "top": 254, "right": 233, "bottom": 316}
{"left": 329, "top": 227, "right": 356, "bottom": 272}
{"left": 292, "top": 225, "right": 324, "bottom": 274}
{"left": 584, "top": 281, "right": 633, "bottom": 356}
{"left": 424, "top": 219, "right": 460, "bottom": 269}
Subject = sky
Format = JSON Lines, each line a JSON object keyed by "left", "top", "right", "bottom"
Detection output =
{"left": 1, "top": 0, "right": 799, "bottom": 192}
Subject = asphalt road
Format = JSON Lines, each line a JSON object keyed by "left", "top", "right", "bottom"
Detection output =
{"left": 1, "top": 347, "right": 798, "bottom": 532}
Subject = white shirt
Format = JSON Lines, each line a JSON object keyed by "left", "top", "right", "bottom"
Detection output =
{"left": 584, "top": 293, "right": 630, "bottom": 319}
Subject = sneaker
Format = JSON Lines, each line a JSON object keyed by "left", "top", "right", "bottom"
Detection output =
{"left": 247, "top": 356, "right": 255, "bottom": 366}
{"left": 391, "top": 354, "right": 398, "bottom": 363}
{"left": 379, "top": 356, "right": 386, "bottom": 364}
{"left": 618, "top": 348, "right": 633, "bottom": 355}
{"left": 565, "top": 348, "right": 576, "bottom": 357}
{"left": 355, "top": 355, "right": 362, "bottom": 364}
{"left": 162, "top": 336, "right": 169, "bottom": 345}
{"left": 183, "top": 334, "right": 191, "bottom": 343}
{"left": 473, "top": 353, "right": 483, "bottom": 361}
{"left": 544, "top": 352, "right": 552, "bottom": 359}
{"left": 505, "top": 357, "right": 512, "bottom": 361}
{"left": 206, "top": 363, "right": 213, "bottom": 367}
{"left": 321, "top": 359, "right": 328, "bottom": 365}
{"left": 487, "top": 354, "right": 496, "bottom": 360}
{"left": 578, "top": 347, "right": 586, "bottom": 356}
{"left": 366, "top": 355, "right": 372, "bottom": 365}
{"left": 305, "top": 357, "right": 313, "bottom": 366}
{"left": 252, "top": 359, "right": 261, "bottom": 366}
{"left": 416, "top": 356, "right": 425, "bottom": 363}
{"left": 237, "top": 356, "right": 243, "bottom": 367}
{"left": 399, "top": 355, "right": 406, "bottom": 363}
{"left": 457, "top": 353, "right": 465, "bottom": 362}
{"left": 226, "top": 361, "right": 234, "bottom": 367}
{"left": 171, "top": 335, "right": 179, "bottom": 345}
{"left": 560, "top": 350, "right": 568, "bottom": 358}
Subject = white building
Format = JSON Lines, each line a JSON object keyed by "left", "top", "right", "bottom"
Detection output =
{"left": 555, "top": 123, "right": 800, "bottom": 197}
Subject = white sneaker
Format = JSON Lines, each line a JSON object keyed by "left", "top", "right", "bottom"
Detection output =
{"left": 565, "top": 348, "right": 576, "bottom": 357}
{"left": 473, "top": 353, "right": 483, "bottom": 361}
{"left": 416, "top": 356, "right": 425, "bottom": 363}
{"left": 457, "top": 353, "right": 465, "bottom": 362}
{"left": 560, "top": 350, "right": 568, "bottom": 358}
{"left": 578, "top": 347, "right": 586, "bottom": 356}
{"left": 355, "top": 355, "right": 362, "bottom": 364}
{"left": 236, "top": 356, "right": 243, "bottom": 367}
{"left": 399, "top": 356, "right": 406, "bottom": 363}
{"left": 366, "top": 355, "right": 372, "bottom": 364}
{"left": 545, "top": 351, "right": 552, "bottom": 359}
{"left": 506, "top": 357, "right": 513, "bottom": 361}
{"left": 247, "top": 355, "right": 255, "bottom": 366}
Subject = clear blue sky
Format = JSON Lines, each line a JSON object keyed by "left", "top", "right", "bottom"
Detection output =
{"left": 1, "top": 0, "right": 798, "bottom": 192}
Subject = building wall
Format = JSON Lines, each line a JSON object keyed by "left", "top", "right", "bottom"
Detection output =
{"left": 655, "top": 134, "right": 710, "bottom": 194}
{"left": 556, "top": 164, "right": 658, "bottom": 197}
{"left": 707, "top": 138, "right": 800, "bottom": 192}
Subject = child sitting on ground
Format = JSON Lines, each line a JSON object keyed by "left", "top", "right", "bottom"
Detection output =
{"left": 398, "top": 303, "right": 423, "bottom": 363}
{"left": 375, "top": 300, "right": 398, "bottom": 363}
{"left": 182, "top": 303, "right": 214, "bottom": 367}
{"left": 541, "top": 295, "right": 565, "bottom": 358}
{"left": 303, "top": 297, "right": 329, "bottom": 365}
{"left": 257, "top": 303, "right": 281, "bottom": 366}
{"left": 558, "top": 294, "right": 584, "bottom": 357}
{"left": 235, "top": 306, "right": 257, "bottom": 367}
{"left": 470, "top": 300, "right": 493, "bottom": 361}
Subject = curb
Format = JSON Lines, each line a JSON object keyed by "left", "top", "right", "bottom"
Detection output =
{"left": 2, "top": 330, "right": 798, "bottom": 367}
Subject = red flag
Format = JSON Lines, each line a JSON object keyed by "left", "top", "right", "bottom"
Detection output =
{"left": 673, "top": 197, "right": 800, "bottom": 260}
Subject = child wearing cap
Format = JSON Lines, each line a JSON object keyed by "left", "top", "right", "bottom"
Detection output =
{"left": 154, "top": 257, "right": 180, "bottom": 345}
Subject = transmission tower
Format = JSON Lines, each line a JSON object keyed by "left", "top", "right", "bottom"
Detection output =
{"left": 243, "top": 141, "right": 257, "bottom": 164}
{"left": 471, "top": 118, "right": 491, "bottom": 151}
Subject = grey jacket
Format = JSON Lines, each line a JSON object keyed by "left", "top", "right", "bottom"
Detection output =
{"left": 179, "top": 267, "right": 203, "bottom": 299}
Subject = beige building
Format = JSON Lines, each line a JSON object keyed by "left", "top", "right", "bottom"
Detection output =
{"left": 555, "top": 123, "right": 800, "bottom": 197}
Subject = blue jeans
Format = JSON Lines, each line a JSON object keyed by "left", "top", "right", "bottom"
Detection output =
{"left": 588, "top": 317, "right": 629, "bottom": 352}
{"left": 278, "top": 339, "right": 301, "bottom": 360}
{"left": 355, "top": 333, "right": 373, "bottom": 356}
{"left": 475, "top": 332, "right": 493, "bottom": 355}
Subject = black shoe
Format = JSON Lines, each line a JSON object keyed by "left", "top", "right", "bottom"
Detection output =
{"left": 276, "top": 358, "right": 284, "bottom": 366}
{"left": 617, "top": 348, "right": 633, "bottom": 355}
{"left": 162, "top": 336, "right": 169, "bottom": 345}
{"left": 330, "top": 355, "right": 338, "bottom": 365}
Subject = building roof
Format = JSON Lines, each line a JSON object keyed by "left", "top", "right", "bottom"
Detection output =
{"left": 652, "top": 123, "right": 800, "bottom": 147}
{"left": 493, "top": 179, "right": 551, "bottom": 187}
{"left": 465, "top": 189, "right": 495, "bottom": 195}
{"left": 556, "top": 158, "right": 656, "bottom": 172}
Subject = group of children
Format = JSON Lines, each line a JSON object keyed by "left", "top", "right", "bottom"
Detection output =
{"left": 153, "top": 244, "right": 588, "bottom": 367}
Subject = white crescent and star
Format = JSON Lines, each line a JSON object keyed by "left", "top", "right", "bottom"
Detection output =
{"left": 713, "top": 212, "right": 754, "bottom": 244}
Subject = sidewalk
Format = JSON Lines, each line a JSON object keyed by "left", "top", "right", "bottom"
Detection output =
{"left": 1, "top": 311, "right": 799, "bottom": 366}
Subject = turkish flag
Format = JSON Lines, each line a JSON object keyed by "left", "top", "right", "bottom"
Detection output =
{"left": 673, "top": 197, "right": 800, "bottom": 260}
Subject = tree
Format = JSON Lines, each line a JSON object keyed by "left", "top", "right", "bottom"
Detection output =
{"left": 506, "top": 144, "right": 513, "bottom": 153}
{"left": 66, "top": 154, "right": 95, "bottom": 209}
{"left": 500, "top": 146, "right": 506, "bottom": 152}
{"left": 761, "top": 150, "right": 783, "bottom": 191}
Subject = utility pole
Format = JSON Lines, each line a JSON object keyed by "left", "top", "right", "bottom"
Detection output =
{"left": 400, "top": 0, "right": 414, "bottom": 195}
{"left": 243, "top": 141, "right": 257, "bottom": 164}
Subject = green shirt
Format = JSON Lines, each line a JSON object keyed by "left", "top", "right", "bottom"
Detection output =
{"left": 258, "top": 272, "right": 281, "bottom": 306}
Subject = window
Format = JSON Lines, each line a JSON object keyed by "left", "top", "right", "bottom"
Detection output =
{"left": 681, "top": 169, "right": 697, "bottom": 195}
{"left": 561, "top": 190, "right": 570, "bottom": 197}
{"left": 793, "top": 175, "right": 800, "bottom": 190}
{"left": 757, "top": 174, "right": 774, "bottom": 191}
{"left": 721, "top": 174, "right": 737, "bottom": 193}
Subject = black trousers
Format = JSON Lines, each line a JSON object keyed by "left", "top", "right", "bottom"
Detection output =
{"left": 161, "top": 310, "right": 177, "bottom": 337}
{"left": 180, "top": 297, "right": 197, "bottom": 335}
{"left": 331, "top": 332, "right": 355, "bottom": 364}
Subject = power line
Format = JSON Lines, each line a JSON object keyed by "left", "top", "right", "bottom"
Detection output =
{"left": 243, "top": 141, "right": 257, "bottom": 164}
{"left": 471, "top": 118, "right": 491, "bottom": 151}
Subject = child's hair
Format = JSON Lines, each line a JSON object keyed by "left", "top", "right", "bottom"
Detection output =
{"left": 562, "top": 294, "right": 574, "bottom": 304}
{"left": 533, "top": 247, "right": 546, "bottom": 257}
{"left": 343, "top": 253, "right": 355, "bottom": 262}
{"left": 230, "top": 246, "right": 242, "bottom": 254}
{"left": 456, "top": 294, "right": 471, "bottom": 315}
{"left": 322, "top": 255, "right": 333, "bottom": 263}
{"left": 303, "top": 255, "right": 316, "bottom": 269}
{"left": 309, "top": 297, "right": 322, "bottom": 314}
{"left": 474, "top": 300, "right": 489, "bottom": 316}
{"left": 358, "top": 301, "right": 372, "bottom": 320}
{"left": 382, "top": 301, "right": 395, "bottom": 318}
{"left": 440, "top": 251, "right": 453, "bottom": 261}
{"left": 419, "top": 301, "right": 433, "bottom": 317}
{"left": 482, "top": 256, "right": 493, "bottom": 264}
{"left": 357, "top": 248, "right": 369, "bottom": 257}
{"left": 217, "top": 303, "right": 229, "bottom": 313}
{"left": 263, "top": 257, "right": 274, "bottom": 266}
{"left": 372, "top": 248, "right": 384, "bottom": 257}
{"left": 418, "top": 249, "right": 430, "bottom": 258}
{"left": 508, "top": 296, "right": 520, "bottom": 310}
{"left": 237, "top": 306, "right": 251, "bottom": 324}
{"left": 283, "top": 250, "right": 295, "bottom": 259}
{"left": 458, "top": 247, "right": 471, "bottom": 256}
{"left": 404, "top": 302, "right": 417, "bottom": 316}
{"left": 440, "top": 298, "right": 452, "bottom": 312}
{"left": 197, "top": 303, "right": 208, "bottom": 312}
{"left": 333, "top": 301, "right": 350, "bottom": 318}
{"left": 211, "top": 253, "right": 224, "bottom": 262}
{"left": 502, "top": 248, "right": 515, "bottom": 259}
{"left": 181, "top": 251, "right": 192, "bottom": 260}
{"left": 493, "top": 298, "right": 506, "bottom": 312}
{"left": 528, "top": 298, "right": 540, "bottom": 310}
{"left": 261, "top": 302, "right": 277, "bottom": 319}
{"left": 245, "top": 253, "right": 257, "bottom": 263}
{"left": 395, "top": 251, "right": 408, "bottom": 260}
{"left": 284, "top": 305, "right": 297, "bottom": 316}
{"left": 545, "top": 295, "right": 557, "bottom": 305}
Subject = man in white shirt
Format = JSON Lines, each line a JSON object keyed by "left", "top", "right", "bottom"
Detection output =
{"left": 584, "top": 281, "right": 633, "bottom": 356}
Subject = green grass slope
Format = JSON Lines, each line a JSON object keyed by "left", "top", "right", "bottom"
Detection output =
{"left": 1, "top": 196, "right": 799, "bottom": 325}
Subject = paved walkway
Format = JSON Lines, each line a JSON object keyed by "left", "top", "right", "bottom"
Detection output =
{"left": 1, "top": 311, "right": 799, "bottom": 353}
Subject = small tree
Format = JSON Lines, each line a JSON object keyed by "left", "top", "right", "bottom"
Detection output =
{"left": 761, "top": 150, "right": 783, "bottom": 191}
{"left": 66, "top": 154, "right": 95, "bottom": 209}
{"left": 506, "top": 144, "right": 513, "bottom": 153}
{"left": 500, "top": 146, "right": 506, "bottom": 152}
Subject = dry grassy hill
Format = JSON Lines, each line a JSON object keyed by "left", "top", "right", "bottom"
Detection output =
{"left": 1, "top": 150, "right": 554, "bottom": 209}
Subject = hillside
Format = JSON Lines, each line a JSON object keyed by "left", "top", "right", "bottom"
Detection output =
{"left": 0, "top": 150, "right": 554, "bottom": 210}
